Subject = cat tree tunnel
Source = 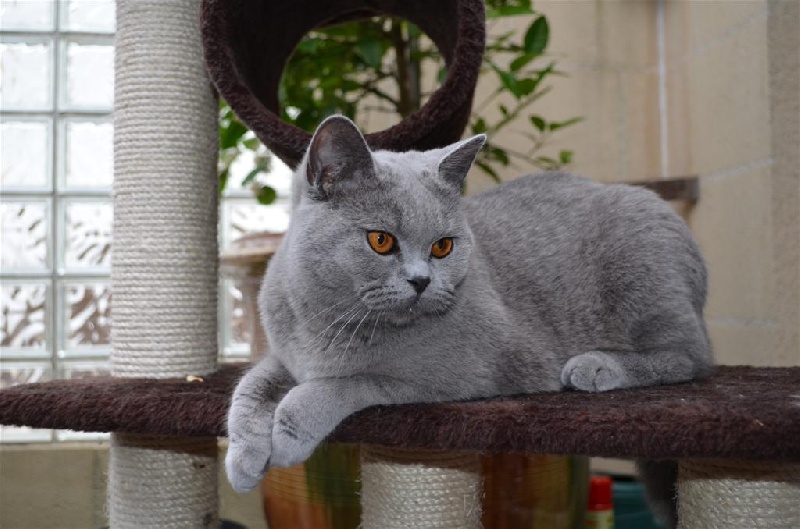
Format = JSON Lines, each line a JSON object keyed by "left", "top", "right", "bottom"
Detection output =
{"left": 1, "top": 0, "right": 799, "bottom": 527}
{"left": 201, "top": 0, "right": 487, "bottom": 169}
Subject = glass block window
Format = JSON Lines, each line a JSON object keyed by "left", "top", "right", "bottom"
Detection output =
{"left": 1, "top": 0, "right": 294, "bottom": 442}
{"left": 1, "top": 0, "right": 115, "bottom": 443}
{"left": 219, "top": 142, "right": 292, "bottom": 360}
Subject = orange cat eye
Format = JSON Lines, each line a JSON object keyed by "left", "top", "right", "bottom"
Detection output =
{"left": 431, "top": 237, "right": 454, "bottom": 259}
{"left": 367, "top": 231, "right": 395, "bottom": 254}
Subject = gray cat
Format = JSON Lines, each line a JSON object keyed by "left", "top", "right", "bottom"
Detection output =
{"left": 226, "top": 116, "right": 712, "bottom": 525}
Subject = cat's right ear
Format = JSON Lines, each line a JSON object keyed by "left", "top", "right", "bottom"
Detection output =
{"left": 438, "top": 134, "right": 486, "bottom": 190}
{"left": 306, "top": 115, "right": 375, "bottom": 200}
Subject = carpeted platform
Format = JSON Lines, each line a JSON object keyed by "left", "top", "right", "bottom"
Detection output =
{"left": 1, "top": 365, "right": 798, "bottom": 461}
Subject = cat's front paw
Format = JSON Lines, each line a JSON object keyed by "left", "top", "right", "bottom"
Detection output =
{"left": 270, "top": 399, "right": 322, "bottom": 468}
{"left": 225, "top": 404, "right": 273, "bottom": 492}
{"left": 226, "top": 433, "right": 270, "bottom": 493}
{"left": 561, "top": 351, "right": 629, "bottom": 392}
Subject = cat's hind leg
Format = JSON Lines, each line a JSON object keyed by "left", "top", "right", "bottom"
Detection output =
{"left": 561, "top": 310, "right": 712, "bottom": 392}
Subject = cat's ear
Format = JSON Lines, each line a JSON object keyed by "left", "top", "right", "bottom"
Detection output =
{"left": 306, "top": 115, "right": 374, "bottom": 199}
{"left": 437, "top": 135, "right": 487, "bottom": 189}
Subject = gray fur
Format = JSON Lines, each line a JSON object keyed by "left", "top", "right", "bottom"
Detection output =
{"left": 226, "top": 116, "right": 713, "bottom": 520}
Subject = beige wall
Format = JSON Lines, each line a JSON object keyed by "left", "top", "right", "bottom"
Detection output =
{"left": 467, "top": 0, "right": 799, "bottom": 367}
{"left": 666, "top": 0, "right": 799, "bottom": 366}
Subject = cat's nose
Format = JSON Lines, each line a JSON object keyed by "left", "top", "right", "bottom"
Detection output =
{"left": 407, "top": 276, "right": 430, "bottom": 294}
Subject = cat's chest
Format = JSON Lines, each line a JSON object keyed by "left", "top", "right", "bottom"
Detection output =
{"left": 275, "top": 315, "right": 453, "bottom": 381}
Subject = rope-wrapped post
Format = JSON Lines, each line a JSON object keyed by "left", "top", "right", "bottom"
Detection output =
{"left": 360, "top": 446, "right": 483, "bottom": 529}
{"left": 678, "top": 460, "right": 800, "bottom": 528}
{"left": 111, "top": 0, "right": 219, "bottom": 527}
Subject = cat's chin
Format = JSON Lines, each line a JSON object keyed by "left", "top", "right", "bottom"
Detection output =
{"left": 379, "top": 301, "right": 450, "bottom": 327}
{"left": 381, "top": 309, "right": 419, "bottom": 327}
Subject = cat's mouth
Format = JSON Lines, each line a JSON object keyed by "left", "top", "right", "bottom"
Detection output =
{"left": 371, "top": 294, "right": 452, "bottom": 327}
{"left": 358, "top": 282, "right": 456, "bottom": 326}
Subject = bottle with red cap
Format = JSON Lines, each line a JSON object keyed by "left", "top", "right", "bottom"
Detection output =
{"left": 585, "top": 475, "right": 615, "bottom": 528}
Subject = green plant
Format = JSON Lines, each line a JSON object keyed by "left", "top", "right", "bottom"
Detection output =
{"left": 219, "top": 0, "right": 580, "bottom": 199}
{"left": 218, "top": 102, "right": 275, "bottom": 204}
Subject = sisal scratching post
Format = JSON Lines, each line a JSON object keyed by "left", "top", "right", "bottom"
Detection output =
{"left": 360, "top": 446, "right": 483, "bottom": 529}
{"left": 678, "top": 460, "right": 800, "bottom": 528}
{"left": 110, "top": 0, "right": 219, "bottom": 527}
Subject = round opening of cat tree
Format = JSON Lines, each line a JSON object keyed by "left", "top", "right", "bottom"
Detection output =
{"left": 202, "top": 0, "right": 486, "bottom": 168}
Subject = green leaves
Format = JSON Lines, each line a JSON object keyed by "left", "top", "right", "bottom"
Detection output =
{"left": 549, "top": 117, "right": 583, "bottom": 131}
{"left": 256, "top": 186, "right": 277, "bottom": 205}
{"left": 530, "top": 115, "right": 583, "bottom": 133}
{"left": 524, "top": 16, "right": 549, "bottom": 55}
{"left": 218, "top": 100, "right": 277, "bottom": 204}
{"left": 356, "top": 38, "right": 384, "bottom": 69}
{"left": 219, "top": 0, "right": 582, "bottom": 198}
{"left": 530, "top": 115, "right": 546, "bottom": 132}
{"left": 486, "top": 0, "right": 533, "bottom": 18}
{"left": 486, "top": 5, "right": 534, "bottom": 18}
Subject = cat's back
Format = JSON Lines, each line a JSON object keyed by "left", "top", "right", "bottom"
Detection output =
{"left": 466, "top": 172, "right": 656, "bottom": 228}
{"left": 464, "top": 172, "right": 695, "bottom": 259}
{"left": 463, "top": 172, "right": 706, "bottom": 318}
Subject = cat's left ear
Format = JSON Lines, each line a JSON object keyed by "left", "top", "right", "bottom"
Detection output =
{"left": 437, "top": 135, "right": 487, "bottom": 189}
{"left": 306, "top": 115, "right": 375, "bottom": 200}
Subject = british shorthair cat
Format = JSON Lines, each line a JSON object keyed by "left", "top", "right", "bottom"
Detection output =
{"left": 226, "top": 116, "right": 712, "bottom": 527}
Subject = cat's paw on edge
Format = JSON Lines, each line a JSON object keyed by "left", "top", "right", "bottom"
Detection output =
{"left": 225, "top": 433, "right": 271, "bottom": 493}
{"left": 560, "top": 351, "right": 629, "bottom": 392}
{"left": 269, "top": 402, "right": 320, "bottom": 468}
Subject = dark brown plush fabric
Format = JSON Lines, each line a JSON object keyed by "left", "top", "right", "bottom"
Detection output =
{"left": 1, "top": 366, "right": 798, "bottom": 461}
{"left": 201, "top": 0, "right": 486, "bottom": 169}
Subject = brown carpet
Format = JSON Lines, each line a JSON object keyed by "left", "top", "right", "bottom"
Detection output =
{"left": 1, "top": 365, "right": 798, "bottom": 461}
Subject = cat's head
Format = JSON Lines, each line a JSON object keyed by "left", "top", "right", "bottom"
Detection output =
{"left": 287, "top": 115, "right": 485, "bottom": 326}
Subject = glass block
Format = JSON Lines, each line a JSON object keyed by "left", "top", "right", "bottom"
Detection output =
{"left": 56, "top": 430, "right": 108, "bottom": 442}
{"left": 0, "top": 119, "right": 51, "bottom": 190}
{"left": 58, "top": 359, "right": 110, "bottom": 379}
{"left": 0, "top": 360, "right": 51, "bottom": 388}
{"left": 0, "top": 0, "right": 55, "bottom": 31}
{"left": 0, "top": 361, "right": 52, "bottom": 443}
{"left": 62, "top": 40, "right": 113, "bottom": 110}
{"left": 225, "top": 279, "right": 250, "bottom": 347}
{"left": 62, "top": 119, "right": 112, "bottom": 189}
{"left": 62, "top": 281, "right": 111, "bottom": 349}
{"left": 1, "top": 283, "right": 49, "bottom": 351}
{"left": 223, "top": 200, "right": 290, "bottom": 250}
{"left": 59, "top": 0, "right": 114, "bottom": 33}
{"left": 63, "top": 200, "right": 112, "bottom": 270}
{"left": 0, "top": 201, "right": 49, "bottom": 270}
{"left": 0, "top": 40, "right": 53, "bottom": 111}
{"left": 0, "top": 425, "right": 52, "bottom": 443}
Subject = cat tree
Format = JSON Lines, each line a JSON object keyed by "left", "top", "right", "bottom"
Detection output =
{"left": 108, "top": 1, "right": 220, "bottom": 526}
{"left": 0, "top": 0, "right": 799, "bottom": 527}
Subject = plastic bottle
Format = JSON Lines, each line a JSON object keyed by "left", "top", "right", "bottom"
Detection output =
{"left": 585, "top": 475, "right": 615, "bottom": 529}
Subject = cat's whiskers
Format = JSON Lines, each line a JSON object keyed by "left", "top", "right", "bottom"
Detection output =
{"left": 304, "top": 302, "right": 361, "bottom": 349}
{"left": 302, "top": 297, "right": 351, "bottom": 325}
{"left": 326, "top": 307, "right": 364, "bottom": 351}
{"left": 369, "top": 312, "right": 382, "bottom": 347}
{"left": 344, "top": 310, "right": 371, "bottom": 355}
